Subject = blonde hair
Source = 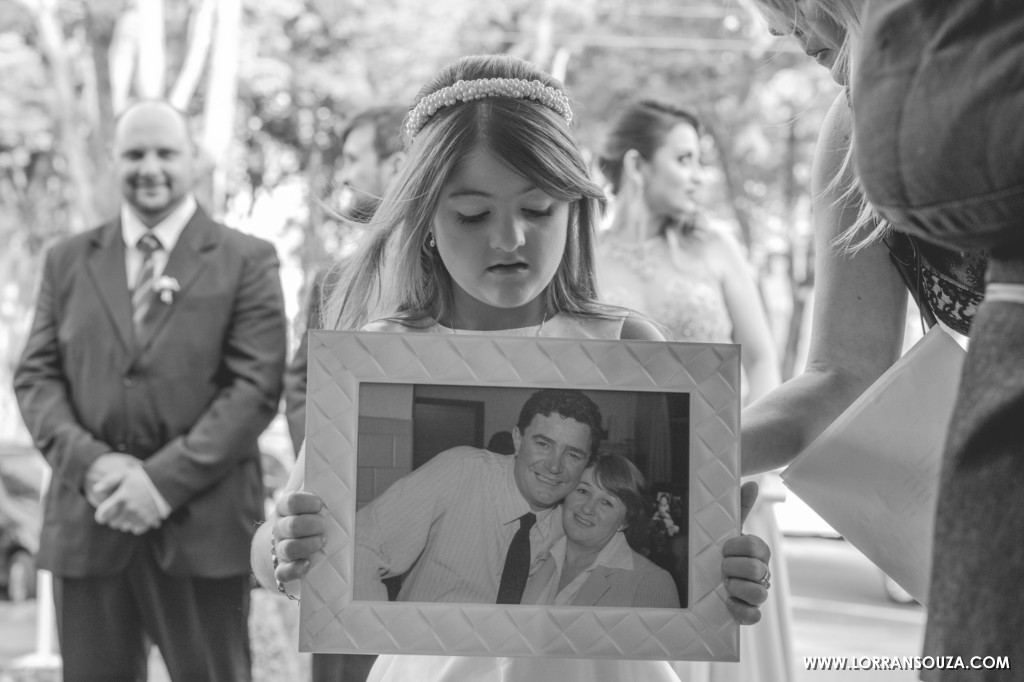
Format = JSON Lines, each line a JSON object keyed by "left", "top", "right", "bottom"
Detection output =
{"left": 753, "top": 0, "right": 886, "bottom": 250}
{"left": 319, "top": 55, "right": 618, "bottom": 332}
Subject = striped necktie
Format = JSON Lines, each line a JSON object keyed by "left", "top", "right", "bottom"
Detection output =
{"left": 132, "top": 232, "right": 163, "bottom": 338}
{"left": 496, "top": 512, "right": 536, "bottom": 604}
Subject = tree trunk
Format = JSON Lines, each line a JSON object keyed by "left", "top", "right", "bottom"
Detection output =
{"left": 779, "top": 115, "right": 813, "bottom": 380}
{"left": 108, "top": 7, "right": 137, "bottom": 114}
{"left": 84, "top": 3, "right": 123, "bottom": 220}
{"left": 702, "top": 119, "right": 754, "bottom": 251}
{"left": 31, "top": 0, "right": 102, "bottom": 230}
{"left": 531, "top": 0, "right": 555, "bottom": 72}
{"left": 201, "top": 0, "right": 241, "bottom": 215}
{"left": 136, "top": 0, "right": 166, "bottom": 97}
{"left": 170, "top": 0, "right": 216, "bottom": 109}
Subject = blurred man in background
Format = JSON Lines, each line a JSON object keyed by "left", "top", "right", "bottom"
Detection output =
{"left": 282, "top": 104, "right": 406, "bottom": 682}
{"left": 284, "top": 105, "right": 407, "bottom": 454}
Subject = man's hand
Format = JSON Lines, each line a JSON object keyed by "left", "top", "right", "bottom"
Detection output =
{"left": 723, "top": 480, "right": 772, "bottom": 625}
{"left": 271, "top": 491, "right": 325, "bottom": 584}
{"left": 85, "top": 453, "right": 137, "bottom": 508}
{"left": 94, "top": 465, "right": 164, "bottom": 535}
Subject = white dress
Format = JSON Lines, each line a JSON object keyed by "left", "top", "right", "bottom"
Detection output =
{"left": 365, "top": 312, "right": 686, "bottom": 682}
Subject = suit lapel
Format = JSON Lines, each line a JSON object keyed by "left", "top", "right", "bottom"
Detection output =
{"left": 87, "top": 221, "right": 135, "bottom": 352}
{"left": 135, "top": 208, "right": 218, "bottom": 354}
{"left": 573, "top": 566, "right": 614, "bottom": 606}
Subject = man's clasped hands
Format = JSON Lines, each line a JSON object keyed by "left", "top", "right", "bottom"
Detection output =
{"left": 85, "top": 453, "right": 169, "bottom": 535}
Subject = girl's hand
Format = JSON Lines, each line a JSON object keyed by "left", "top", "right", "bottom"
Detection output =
{"left": 722, "top": 533, "right": 772, "bottom": 624}
{"left": 272, "top": 491, "right": 326, "bottom": 584}
{"left": 722, "top": 480, "right": 772, "bottom": 624}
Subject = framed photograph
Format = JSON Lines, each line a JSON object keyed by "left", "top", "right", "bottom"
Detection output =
{"left": 300, "top": 330, "right": 741, "bottom": 661}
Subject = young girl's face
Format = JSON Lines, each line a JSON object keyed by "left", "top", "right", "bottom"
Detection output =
{"left": 433, "top": 145, "right": 569, "bottom": 329}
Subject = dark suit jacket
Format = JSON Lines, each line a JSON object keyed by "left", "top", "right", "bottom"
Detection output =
{"left": 572, "top": 551, "right": 680, "bottom": 608}
{"left": 14, "top": 207, "right": 287, "bottom": 578}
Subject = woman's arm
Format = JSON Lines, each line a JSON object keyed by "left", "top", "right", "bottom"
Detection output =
{"left": 710, "top": 229, "right": 781, "bottom": 404}
{"left": 741, "top": 93, "right": 908, "bottom": 475}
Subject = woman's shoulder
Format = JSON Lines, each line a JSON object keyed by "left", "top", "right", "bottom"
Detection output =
{"left": 620, "top": 313, "right": 668, "bottom": 341}
{"left": 546, "top": 310, "right": 666, "bottom": 341}
{"left": 683, "top": 223, "right": 751, "bottom": 277}
{"left": 685, "top": 221, "right": 741, "bottom": 253}
{"left": 630, "top": 550, "right": 672, "bottom": 577}
{"left": 627, "top": 552, "right": 680, "bottom": 607}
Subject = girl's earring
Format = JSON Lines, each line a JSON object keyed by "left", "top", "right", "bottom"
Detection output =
{"left": 428, "top": 233, "right": 436, "bottom": 249}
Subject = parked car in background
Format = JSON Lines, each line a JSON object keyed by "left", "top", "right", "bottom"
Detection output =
{"left": 0, "top": 441, "right": 46, "bottom": 602}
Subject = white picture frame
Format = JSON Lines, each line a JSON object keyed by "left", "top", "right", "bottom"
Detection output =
{"left": 300, "top": 329, "right": 741, "bottom": 661}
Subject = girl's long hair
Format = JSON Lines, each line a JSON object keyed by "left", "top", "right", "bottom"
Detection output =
{"left": 320, "top": 54, "right": 618, "bottom": 332}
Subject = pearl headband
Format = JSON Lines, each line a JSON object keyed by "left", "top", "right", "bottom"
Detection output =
{"left": 404, "top": 77, "right": 574, "bottom": 140}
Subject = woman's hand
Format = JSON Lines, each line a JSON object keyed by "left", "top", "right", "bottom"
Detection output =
{"left": 271, "top": 490, "right": 326, "bottom": 584}
{"left": 722, "top": 480, "right": 772, "bottom": 624}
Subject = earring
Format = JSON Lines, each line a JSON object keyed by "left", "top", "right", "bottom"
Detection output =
{"left": 427, "top": 233, "right": 436, "bottom": 249}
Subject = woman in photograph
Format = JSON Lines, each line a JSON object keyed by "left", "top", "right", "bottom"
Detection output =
{"left": 521, "top": 454, "right": 680, "bottom": 609}
{"left": 253, "top": 54, "right": 772, "bottom": 682}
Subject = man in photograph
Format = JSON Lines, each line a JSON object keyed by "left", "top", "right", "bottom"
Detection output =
{"left": 354, "top": 388, "right": 603, "bottom": 603}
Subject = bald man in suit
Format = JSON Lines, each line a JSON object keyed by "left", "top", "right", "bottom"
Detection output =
{"left": 14, "top": 100, "right": 287, "bottom": 682}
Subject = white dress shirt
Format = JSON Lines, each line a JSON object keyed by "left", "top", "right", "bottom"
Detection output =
{"left": 121, "top": 195, "right": 196, "bottom": 287}
{"left": 521, "top": 531, "right": 635, "bottom": 606}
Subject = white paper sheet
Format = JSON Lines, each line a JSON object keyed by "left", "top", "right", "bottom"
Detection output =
{"left": 780, "top": 326, "right": 966, "bottom": 606}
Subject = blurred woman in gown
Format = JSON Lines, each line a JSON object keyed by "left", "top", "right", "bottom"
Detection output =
{"left": 596, "top": 99, "right": 792, "bottom": 682}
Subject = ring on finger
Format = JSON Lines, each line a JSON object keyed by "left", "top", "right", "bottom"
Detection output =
{"left": 758, "top": 566, "right": 771, "bottom": 590}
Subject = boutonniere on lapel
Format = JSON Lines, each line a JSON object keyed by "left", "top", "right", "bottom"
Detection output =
{"left": 154, "top": 276, "right": 180, "bottom": 305}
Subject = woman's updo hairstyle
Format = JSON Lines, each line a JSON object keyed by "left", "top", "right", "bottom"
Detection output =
{"left": 598, "top": 99, "right": 702, "bottom": 196}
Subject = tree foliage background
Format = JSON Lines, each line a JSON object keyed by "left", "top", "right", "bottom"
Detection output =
{"left": 0, "top": 0, "right": 840, "bottom": 439}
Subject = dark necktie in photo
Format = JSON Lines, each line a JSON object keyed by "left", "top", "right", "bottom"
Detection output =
{"left": 496, "top": 511, "right": 536, "bottom": 604}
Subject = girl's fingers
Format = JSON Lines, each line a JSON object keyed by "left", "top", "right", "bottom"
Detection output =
{"left": 275, "top": 511, "right": 325, "bottom": 541}
{"left": 274, "top": 534, "right": 326, "bottom": 564}
{"left": 275, "top": 490, "right": 324, "bottom": 516}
